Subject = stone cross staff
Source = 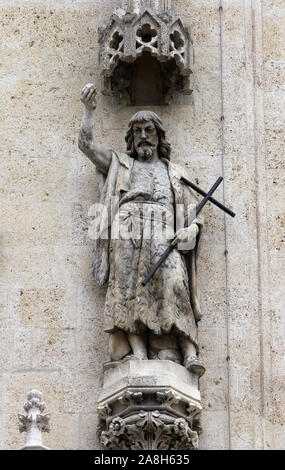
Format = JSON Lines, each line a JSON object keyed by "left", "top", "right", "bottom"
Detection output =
{"left": 142, "top": 176, "right": 235, "bottom": 286}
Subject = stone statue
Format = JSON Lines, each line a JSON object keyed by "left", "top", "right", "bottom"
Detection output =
{"left": 78, "top": 83, "right": 205, "bottom": 377}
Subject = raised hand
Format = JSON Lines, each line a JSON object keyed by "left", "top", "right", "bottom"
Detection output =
{"left": 80, "top": 83, "right": 97, "bottom": 110}
{"left": 78, "top": 83, "right": 111, "bottom": 174}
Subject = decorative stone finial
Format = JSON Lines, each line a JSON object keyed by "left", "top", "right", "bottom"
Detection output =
{"left": 18, "top": 390, "right": 51, "bottom": 450}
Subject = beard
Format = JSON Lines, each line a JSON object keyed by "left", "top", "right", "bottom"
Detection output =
{"left": 136, "top": 143, "right": 156, "bottom": 160}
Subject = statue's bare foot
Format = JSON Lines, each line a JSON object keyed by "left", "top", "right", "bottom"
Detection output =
{"left": 184, "top": 356, "right": 206, "bottom": 377}
{"left": 122, "top": 354, "right": 147, "bottom": 362}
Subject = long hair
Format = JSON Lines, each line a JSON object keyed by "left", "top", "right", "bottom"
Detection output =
{"left": 125, "top": 111, "right": 171, "bottom": 161}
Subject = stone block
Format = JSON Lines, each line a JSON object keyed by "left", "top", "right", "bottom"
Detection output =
{"left": 199, "top": 365, "right": 228, "bottom": 412}
{"left": 0, "top": 0, "right": 283, "bottom": 452}
{"left": 78, "top": 412, "right": 100, "bottom": 450}
{"left": 0, "top": 329, "right": 14, "bottom": 371}
{"left": 0, "top": 156, "right": 77, "bottom": 204}
{"left": 199, "top": 410, "right": 229, "bottom": 450}
{"left": 0, "top": 201, "right": 70, "bottom": 246}
{"left": 2, "top": 413, "right": 22, "bottom": 450}
{"left": 0, "top": 289, "right": 9, "bottom": 326}
{"left": 12, "top": 286, "right": 76, "bottom": 329}
{"left": 263, "top": 14, "right": 285, "bottom": 60}
{"left": 264, "top": 90, "right": 285, "bottom": 129}
{"left": 193, "top": 46, "right": 220, "bottom": 78}
{"left": 76, "top": 155, "right": 100, "bottom": 205}
{"left": 230, "top": 409, "right": 263, "bottom": 450}
{"left": 44, "top": 412, "right": 79, "bottom": 450}
{"left": 229, "top": 361, "right": 252, "bottom": 412}
{"left": 4, "top": 411, "right": 79, "bottom": 450}
{"left": 61, "top": 369, "right": 101, "bottom": 414}
{"left": 222, "top": 5, "right": 247, "bottom": 49}
{"left": 269, "top": 256, "right": 285, "bottom": 313}
{"left": 0, "top": 4, "right": 107, "bottom": 50}
{"left": 269, "top": 376, "right": 285, "bottom": 425}
{"left": 13, "top": 328, "right": 33, "bottom": 369}
{"left": 52, "top": 245, "right": 95, "bottom": 289}
{"left": 265, "top": 127, "right": 285, "bottom": 169}
{"left": 265, "top": 420, "right": 285, "bottom": 450}
{"left": 0, "top": 245, "right": 56, "bottom": 288}
{"left": 186, "top": 3, "right": 220, "bottom": 48}
{"left": 267, "top": 169, "right": 285, "bottom": 209}
{"left": 198, "top": 327, "right": 227, "bottom": 373}
{"left": 3, "top": 370, "right": 62, "bottom": 415}
{"left": 263, "top": 59, "right": 285, "bottom": 91}
{"left": 32, "top": 328, "right": 76, "bottom": 370}
{"left": 76, "top": 284, "right": 106, "bottom": 331}
{"left": 71, "top": 201, "right": 94, "bottom": 246}
{"left": 267, "top": 212, "right": 285, "bottom": 255}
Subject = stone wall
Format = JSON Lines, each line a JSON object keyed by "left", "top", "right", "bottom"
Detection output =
{"left": 0, "top": 0, "right": 284, "bottom": 449}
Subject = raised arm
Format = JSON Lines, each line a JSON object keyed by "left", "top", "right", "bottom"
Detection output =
{"left": 78, "top": 83, "right": 112, "bottom": 175}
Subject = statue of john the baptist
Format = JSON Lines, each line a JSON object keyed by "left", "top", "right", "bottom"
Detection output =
{"left": 78, "top": 83, "right": 205, "bottom": 377}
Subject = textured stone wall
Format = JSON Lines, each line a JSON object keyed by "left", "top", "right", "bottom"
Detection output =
{"left": 0, "top": 0, "right": 284, "bottom": 449}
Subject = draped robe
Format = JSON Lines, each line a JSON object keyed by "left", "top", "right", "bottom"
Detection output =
{"left": 92, "top": 152, "right": 203, "bottom": 356}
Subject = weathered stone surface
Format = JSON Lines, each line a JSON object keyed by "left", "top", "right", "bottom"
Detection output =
{"left": 61, "top": 369, "right": 102, "bottom": 414}
{"left": 32, "top": 328, "right": 76, "bottom": 370}
{"left": 0, "top": 0, "right": 284, "bottom": 451}
{"left": 199, "top": 410, "right": 229, "bottom": 450}
{"left": 78, "top": 412, "right": 99, "bottom": 450}
{"left": 12, "top": 287, "right": 77, "bottom": 329}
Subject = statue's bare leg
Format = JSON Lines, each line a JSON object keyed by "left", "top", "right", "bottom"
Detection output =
{"left": 127, "top": 333, "right": 148, "bottom": 360}
{"left": 179, "top": 335, "right": 205, "bottom": 377}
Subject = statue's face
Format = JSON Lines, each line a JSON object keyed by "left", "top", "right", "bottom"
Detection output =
{"left": 133, "top": 120, "right": 159, "bottom": 161}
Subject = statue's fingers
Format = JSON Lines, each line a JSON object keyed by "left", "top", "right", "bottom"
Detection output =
{"left": 86, "top": 86, "right": 96, "bottom": 101}
{"left": 84, "top": 82, "right": 94, "bottom": 91}
{"left": 81, "top": 83, "right": 94, "bottom": 100}
{"left": 88, "top": 89, "right": 97, "bottom": 103}
{"left": 81, "top": 86, "right": 90, "bottom": 101}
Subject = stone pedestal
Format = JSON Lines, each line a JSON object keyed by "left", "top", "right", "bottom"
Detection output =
{"left": 97, "top": 360, "right": 202, "bottom": 450}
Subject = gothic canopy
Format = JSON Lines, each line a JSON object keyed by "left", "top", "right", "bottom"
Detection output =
{"left": 98, "top": 1, "right": 193, "bottom": 104}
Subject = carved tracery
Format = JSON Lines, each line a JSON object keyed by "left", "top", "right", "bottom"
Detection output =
{"left": 99, "top": 1, "right": 193, "bottom": 104}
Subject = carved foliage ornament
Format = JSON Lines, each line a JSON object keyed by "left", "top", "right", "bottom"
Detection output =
{"left": 101, "top": 411, "right": 199, "bottom": 450}
{"left": 98, "top": 389, "right": 202, "bottom": 450}
{"left": 99, "top": 2, "right": 193, "bottom": 102}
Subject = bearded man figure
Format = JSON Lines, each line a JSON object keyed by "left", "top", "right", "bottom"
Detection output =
{"left": 78, "top": 83, "right": 205, "bottom": 377}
